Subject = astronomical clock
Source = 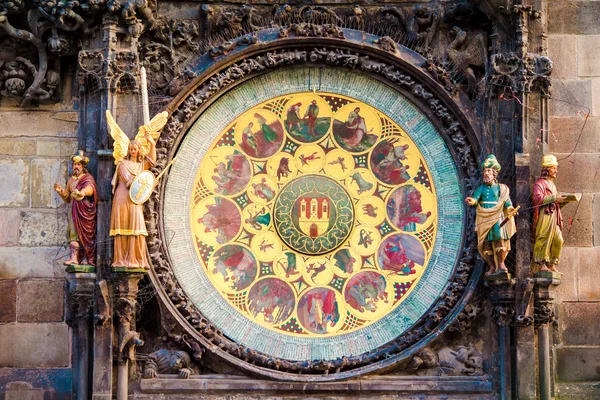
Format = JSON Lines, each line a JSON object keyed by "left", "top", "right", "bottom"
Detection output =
{"left": 159, "top": 67, "right": 468, "bottom": 371}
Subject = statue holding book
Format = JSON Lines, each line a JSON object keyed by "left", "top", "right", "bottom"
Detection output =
{"left": 532, "top": 154, "right": 580, "bottom": 273}
{"left": 466, "top": 155, "right": 518, "bottom": 276}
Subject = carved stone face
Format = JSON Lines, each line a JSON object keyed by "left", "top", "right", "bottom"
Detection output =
{"left": 420, "top": 348, "right": 438, "bottom": 367}
{"left": 170, "top": 353, "right": 185, "bottom": 370}
{"left": 155, "top": 350, "right": 191, "bottom": 373}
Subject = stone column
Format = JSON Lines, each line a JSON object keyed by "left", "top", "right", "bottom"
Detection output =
{"left": 77, "top": 11, "right": 142, "bottom": 400}
{"left": 65, "top": 272, "right": 97, "bottom": 400}
{"left": 113, "top": 273, "right": 145, "bottom": 400}
{"left": 533, "top": 271, "right": 561, "bottom": 400}
{"left": 513, "top": 154, "right": 537, "bottom": 400}
{"left": 485, "top": 276, "right": 516, "bottom": 400}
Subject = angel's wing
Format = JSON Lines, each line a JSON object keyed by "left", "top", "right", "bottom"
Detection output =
{"left": 135, "top": 111, "right": 169, "bottom": 157}
{"left": 106, "top": 110, "right": 130, "bottom": 165}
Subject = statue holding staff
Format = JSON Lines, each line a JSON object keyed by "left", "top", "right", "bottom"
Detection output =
{"left": 54, "top": 150, "right": 98, "bottom": 267}
{"left": 466, "top": 155, "right": 517, "bottom": 276}
{"left": 106, "top": 110, "right": 168, "bottom": 269}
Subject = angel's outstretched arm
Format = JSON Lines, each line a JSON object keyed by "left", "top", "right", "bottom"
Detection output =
{"left": 145, "top": 131, "right": 157, "bottom": 167}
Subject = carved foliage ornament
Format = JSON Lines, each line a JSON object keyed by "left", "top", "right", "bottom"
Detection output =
{"left": 146, "top": 40, "right": 480, "bottom": 378}
{"left": 534, "top": 302, "right": 555, "bottom": 327}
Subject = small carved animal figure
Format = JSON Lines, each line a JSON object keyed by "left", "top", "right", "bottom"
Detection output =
{"left": 446, "top": 26, "right": 487, "bottom": 97}
{"left": 276, "top": 157, "right": 292, "bottom": 181}
{"left": 350, "top": 172, "right": 373, "bottom": 194}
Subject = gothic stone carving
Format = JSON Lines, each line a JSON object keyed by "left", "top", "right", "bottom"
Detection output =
{"left": 534, "top": 302, "right": 555, "bottom": 327}
{"left": 66, "top": 277, "right": 95, "bottom": 327}
{"left": 0, "top": 14, "right": 61, "bottom": 106}
{"left": 448, "top": 303, "right": 479, "bottom": 334}
{"left": 279, "top": 23, "right": 344, "bottom": 39}
{"left": 438, "top": 345, "right": 483, "bottom": 376}
{"left": 114, "top": 275, "right": 144, "bottom": 364}
{"left": 409, "top": 348, "right": 439, "bottom": 372}
{"left": 446, "top": 26, "right": 487, "bottom": 97}
{"left": 208, "top": 34, "right": 257, "bottom": 59}
{"left": 145, "top": 36, "right": 481, "bottom": 379}
{"left": 373, "top": 36, "right": 397, "bottom": 53}
{"left": 492, "top": 304, "right": 515, "bottom": 327}
{"left": 77, "top": 49, "right": 140, "bottom": 94}
{"left": 140, "top": 19, "right": 199, "bottom": 90}
{"left": 143, "top": 349, "right": 193, "bottom": 379}
{"left": 94, "top": 280, "right": 111, "bottom": 326}
{"left": 489, "top": 51, "right": 552, "bottom": 95}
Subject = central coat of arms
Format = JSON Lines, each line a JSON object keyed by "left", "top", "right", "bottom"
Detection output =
{"left": 296, "top": 197, "right": 332, "bottom": 237}
{"left": 274, "top": 175, "right": 353, "bottom": 255}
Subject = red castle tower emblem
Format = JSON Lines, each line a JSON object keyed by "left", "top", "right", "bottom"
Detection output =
{"left": 297, "top": 197, "right": 331, "bottom": 237}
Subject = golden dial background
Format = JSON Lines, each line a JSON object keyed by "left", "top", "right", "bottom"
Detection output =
{"left": 190, "top": 92, "right": 438, "bottom": 338}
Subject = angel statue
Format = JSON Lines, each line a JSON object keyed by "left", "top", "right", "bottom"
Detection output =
{"left": 106, "top": 110, "right": 169, "bottom": 270}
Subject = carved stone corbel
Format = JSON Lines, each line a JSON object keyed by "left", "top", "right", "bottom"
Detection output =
{"left": 113, "top": 273, "right": 145, "bottom": 365}
{"left": 492, "top": 304, "right": 516, "bottom": 327}
{"left": 66, "top": 273, "right": 96, "bottom": 327}
{"left": 532, "top": 271, "right": 560, "bottom": 328}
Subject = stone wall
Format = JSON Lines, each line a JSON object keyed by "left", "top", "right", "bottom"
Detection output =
{"left": 0, "top": 97, "right": 76, "bottom": 398}
{"left": 548, "top": 1, "right": 600, "bottom": 398}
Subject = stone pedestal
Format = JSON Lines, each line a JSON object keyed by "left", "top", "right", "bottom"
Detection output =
{"left": 112, "top": 272, "right": 145, "bottom": 400}
{"left": 533, "top": 271, "right": 561, "bottom": 400}
{"left": 484, "top": 276, "right": 516, "bottom": 400}
{"left": 66, "top": 272, "right": 97, "bottom": 400}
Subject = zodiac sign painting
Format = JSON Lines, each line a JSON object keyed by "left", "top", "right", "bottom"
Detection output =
{"left": 247, "top": 278, "right": 295, "bottom": 325}
{"left": 370, "top": 138, "right": 418, "bottom": 185}
{"left": 297, "top": 288, "right": 344, "bottom": 335}
{"left": 209, "top": 244, "right": 258, "bottom": 292}
{"left": 236, "top": 110, "right": 285, "bottom": 159}
{"left": 377, "top": 233, "right": 426, "bottom": 276}
{"left": 344, "top": 271, "right": 391, "bottom": 318}
{"left": 200, "top": 146, "right": 252, "bottom": 196}
{"left": 192, "top": 197, "right": 242, "bottom": 246}
{"left": 386, "top": 184, "right": 434, "bottom": 232}
{"left": 332, "top": 103, "right": 381, "bottom": 153}
{"left": 189, "top": 91, "right": 439, "bottom": 339}
{"left": 283, "top": 95, "right": 332, "bottom": 143}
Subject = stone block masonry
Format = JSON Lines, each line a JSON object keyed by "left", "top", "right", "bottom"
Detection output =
{"left": 549, "top": 4, "right": 600, "bottom": 393}
{"left": 0, "top": 106, "right": 76, "bottom": 388}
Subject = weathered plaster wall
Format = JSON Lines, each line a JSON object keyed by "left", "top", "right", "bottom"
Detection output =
{"left": 548, "top": 1, "right": 600, "bottom": 398}
{"left": 0, "top": 96, "right": 77, "bottom": 398}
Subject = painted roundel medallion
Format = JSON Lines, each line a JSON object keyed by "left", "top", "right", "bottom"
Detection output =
{"left": 164, "top": 70, "right": 464, "bottom": 362}
{"left": 188, "top": 91, "right": 438, "bottom": 338}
